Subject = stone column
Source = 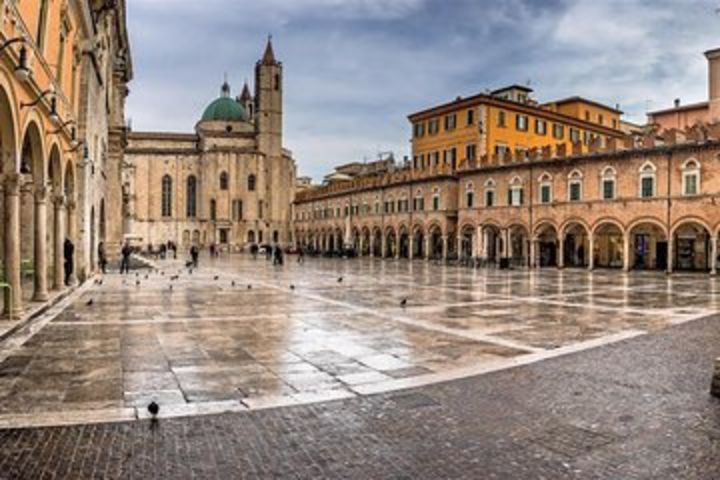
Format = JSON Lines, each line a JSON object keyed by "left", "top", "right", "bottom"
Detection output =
{"left": 32, "top": 186, "right": 49, "bottom": 301}
{"left": 53, "top": 195, "right": 66, "bottom": 290}
{"left": 66, "top": 200, "right": 78, "bottom": 286}
{"left": 622, "top": 233, "right": 631, "bottom": 272}
{"left": 558, "top": 235, "right": 565, "bottom": 269}
{"left": 424, "top": 236, "right": 430, "bottom": 261}
{"left": 588, "top": 233, "right": 595, "bottom": 271}
{"left": 409, "top": 236, "right": 414, "bottom": 260}
{"left": 667, "top": 237, "right": 674, "bottom": 274}
{"left": 381, "top": 235, "right": 387, "bottom": 258}
{"left": 4, "top": 174, "right": 23, "bottom": 318}
{"left": 442, "top": 235, "right": 448, "bottom": 260}
{"left": 711, "top": 235, "right": 718, "bottom": 275}
{"left": 529, "top": 239, "right": 537, "bottom": 269}
{"left": 476, "top": 226, "right": 483, "bottom": 259}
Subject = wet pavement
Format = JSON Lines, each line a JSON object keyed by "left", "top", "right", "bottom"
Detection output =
{"left": 0, "top": 255, "right": 718, "bottom": 428}
{"left": 0, "top": 294, "right": 718, "bottom": 479}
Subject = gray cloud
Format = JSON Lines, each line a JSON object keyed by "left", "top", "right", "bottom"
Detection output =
{"left": 126, "top": 0, "right": 720, "bottom": 181}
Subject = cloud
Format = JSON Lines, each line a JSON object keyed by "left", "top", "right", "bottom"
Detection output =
{"left": 126, "top": 0, "right": 720, "bottom": 181}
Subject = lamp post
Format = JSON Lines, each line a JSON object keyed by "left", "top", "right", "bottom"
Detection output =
{"left": 0, "top": 37, "right": 31, "bottom": 82}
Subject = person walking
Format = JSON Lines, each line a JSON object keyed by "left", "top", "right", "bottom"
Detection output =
{"left": 120, "top": 241, "right": 132, "bottom": 274}
{"left": 190, "top": 245, "right": 199, "bottom": 268}
{"left": 98, "top": 242, "right": 107, "bottom": 274}
{"left": 63, "top": 238, "right": 74, "bottom": 286}
{"left": 297, "top": 245, "right": 305, "bottom": 264}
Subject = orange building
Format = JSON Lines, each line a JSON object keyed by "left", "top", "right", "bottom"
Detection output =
{"left": 408, "top": 85, "right": 624, "bottom": 172}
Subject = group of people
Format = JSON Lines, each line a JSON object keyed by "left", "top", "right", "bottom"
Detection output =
{"left": 97, "top": 240, "right": 307, "bottom": 276}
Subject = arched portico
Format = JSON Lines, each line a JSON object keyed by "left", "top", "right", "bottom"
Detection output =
{"left": 385, "top": 228, "right": 397, "bottom": 259}
{"left": 459, "top": 224, "right": 475, "bottom": 261}
{"left": 508, "top": 224, "right": 529, "bottom": 267}
{"left": 628, "top": 220, "right": 668, "bottom": 271}
{"left": 534, "top": 223, "right": 558, "bottom": 268}
{"left": 412, "top": 225, "right": 425, "bottom": 259}
{"left": 592, "top": 221, "right": 624, "bottom": 269}
{"left": 672, "top": 220, "right": 712, "bottom": 272}
{"left": 562, "top": 221, "right": 590, "bottom": 268}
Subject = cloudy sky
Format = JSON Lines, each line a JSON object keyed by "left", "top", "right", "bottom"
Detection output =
{"left": 126, "top": 0, "right": 720, "bottom": 181}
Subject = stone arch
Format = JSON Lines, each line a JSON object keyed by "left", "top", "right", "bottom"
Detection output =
{"left": 561, "top": 219, "right": 590, "bottom": 268}
{"left": 0, "top": 72, "right": 20, "bottom": 173}
{"left": 508, "top": 223, "right": 530, "bottom": 267}
{"left": 672, "top": 218, "right": 711, "bottom": 272}
{"left": 533, "top": 222, "right": 559, "bottom": 267}
{"left": 592, "top": 220, "right": 625, "bottom": 269}
{"left": 628, "top": 218, "right": 668, "bottom": 271}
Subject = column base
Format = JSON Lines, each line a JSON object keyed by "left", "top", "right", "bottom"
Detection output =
{"left": 32, "top": 291, "right": 50, "bottom": 302}
{"left": 711, "top": 358, "right": 720, "bottom": 398}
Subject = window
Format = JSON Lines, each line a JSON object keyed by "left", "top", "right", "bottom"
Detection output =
{"left": 37, "top": 0, "right": 50, "bottom": 52}
{"left": 495, "top": 143, "right": 509, "bottom": 158}
{"left": 570, "top": 128, "right": 580, "bottom": 143}
{"left": 508, "top": 177, "right": 524, "bottom": 206}
{"left": 465, "top": 183, "right": 475, "bottom": 208}
{"left": 444, "top": 114, "right": 457, "bottom": 131}
{"left": 428, "top": 119, "right": 439, "bottom": 135}
{"left": 485, "top": 189, "right": 495, "bottom": 207}
{"left": 432, "top": 189, "right": 440, "bottom": 211}
{"left": 681, "top": 159, "right": 701, "bottom": 196}
{"left": 535, "top": 119, "right": 547, "bottom": 135}
{"left": 258, "top": 200, "right": 264, "bottom": 219}
{"left": 220, "top": 171, "right": 229, "bottom": 190}
{"left": 209, "top": 199, "right": 217, "bottom": 221}
{"left": 568, "top": 170, "right": 583, "bottom": 201}
{"left": 497, "top": 110, "right": 506, "bottom": 127}
{"left": 639, "top": 161, "right": 656, "bottom": 198}
{"left": 585, "top": 111, "right": 590, "bottom": 121}
{"left": 553, "top": 124, "right": 565, "bottom": 140}
{"left": 538, "top": 173, "right": 552, "bottom": 204}
{"left": 232, "top": 200, "right": 243, "bottom": 221}
{"left": 186, "top": 175, "right": 197, "bottom": 218}
{"left": 467, "top": 109, "right": 475, "bottom": 125}
{"left": 248, "top": 174, "right": 256, "bottom": 191}
{"left": 516, "top": 114, "right": 528, "bottom": 131}
{"left": 449, "top": 148, "right": 457, "bottom": 169}
{"left": 601, "top": 166, "right": 616, "bottom": 200}
{"left": 414, "top": 122, "right": 425, "bottom": 138}
{"left": 465, "top": 144, "right": 476, "bottom": 161}
{"left": 598, "top": 114, "right": 604, "bottom": 126}
{"left": 161, "top": 175, "right": 172, "bottom": 217}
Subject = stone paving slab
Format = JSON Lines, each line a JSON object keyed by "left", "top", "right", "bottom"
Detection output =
{"left": 0, "top": 256, "right": 717, "bottom": 431}
{"left": 0, "top": 310, "right": 717, "bottom": 478}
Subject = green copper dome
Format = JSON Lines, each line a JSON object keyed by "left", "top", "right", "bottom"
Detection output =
{"left": 201, "top": 82, "right": 249, "bottom": 122}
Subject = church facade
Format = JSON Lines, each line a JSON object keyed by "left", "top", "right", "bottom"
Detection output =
{"left": 123, "top": 40, "right": 296, "bottom": 250}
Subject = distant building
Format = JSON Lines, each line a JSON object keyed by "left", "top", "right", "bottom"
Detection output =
{"left": 648, "top": 48, "right": 720, "bottom": 130}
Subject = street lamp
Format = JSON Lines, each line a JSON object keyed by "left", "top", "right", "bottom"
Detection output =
{"left": 0, "top": 37, "right": 31, "bottom": 82}
{"left": 21, "top": 87, "right": 60, "bottom": 124}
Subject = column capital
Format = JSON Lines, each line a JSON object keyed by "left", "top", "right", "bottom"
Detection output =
{"left": 53, "top": 194, "right": 67, "bottom": 207}
{"left": 34, "top": 185, "right": 49, "bottom": 203}
{"left": 2, "top": 173, "right": 21, "bottom": 194}
{"left": 66, "top": 199, "right": 77, "bottom": 211}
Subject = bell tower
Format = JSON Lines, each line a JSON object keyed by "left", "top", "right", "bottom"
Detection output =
{"left": 255, "top": 37, "right": 290, "bottom": 242}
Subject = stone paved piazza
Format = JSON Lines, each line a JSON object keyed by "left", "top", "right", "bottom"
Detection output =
{"left": 0, "top": 255, "right": 717, "bottom": 428}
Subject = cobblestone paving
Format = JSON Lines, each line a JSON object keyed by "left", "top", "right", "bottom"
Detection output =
{"left": 0, "top": 310, "right": 718, "bottom": 479}
{"left": 0, "top": 255, "right": 717, "bottom": 427}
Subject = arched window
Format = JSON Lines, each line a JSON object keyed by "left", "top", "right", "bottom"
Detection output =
{"left": 567, "top": 169, "right": 583, "bottom": 202}
{"left": 484, "top": 178, "right": 496, "bottom": 207}
{"left": 538, "top": 172, "right": 552, "bottom": 204}
{"left": 210, "top": 198, "right": 217, "bottom": 221}
{"left": 219, "top": 171, "right": 229, "bottom": 190}
{"left": 432, "top": 187, "right": 441, "bottom": 211}
{"left": 509, "top": 176, "right": 524, "bottom": 206}
{"left": 186, "top": 175, "right": 197, "bottom": 218}
{"left": 248, "top": 174, "right": 256, "bottom": 192}
{"left": 639, "top": 161, "right": 656, "bottom": 198}
{"left": 465, "top": 182, "right": 475, "bottom": 208}
{"left": 600, "top": 166, "right": 616, "bottom": 200}
{"left": 681, "top": 158, "right": 700, "bottom": 196}
{"left": 161, "top": 175, "right": 172, "bottom": 217}
{"left": 247, "top": 230, "right": 255, "bottom": 244}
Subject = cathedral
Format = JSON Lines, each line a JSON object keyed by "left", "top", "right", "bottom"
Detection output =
{"left": 123, "top": 40, "right": 297, "bottom": 250}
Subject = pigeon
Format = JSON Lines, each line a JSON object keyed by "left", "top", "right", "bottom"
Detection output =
{"left": 169, "top": 284, "right": 173, "bottom": 291}
{"left": 337, "top": 277, "right": 343, "bottom": 283}
{"left": 400, "top": 299, "right": 408, "bottom": 308}
{"left": 213, "top": 275, "right": 219, "bottom": 281}
{"left": 135, "top": 273, "right": 139, "bottom": 278}
{"left": 98, "top": 279, "right": 103, "bottom": 286}
{"left": 231, "top": 281, "right": 236, "bottom": 287}
{"left": 85, "top": 299, "right": 94, "bottom": 307}
{"left": 290, "top": 285, "right": 295, "bottom": 290}
{"left": 160, "top": 271, "right": 165, "bottom": 276}
{"left": 136, "top": 280, "right": 141, "bottom": 287}
{"left": 188, "top": 269, "right": 193, "bottom": 275}
{"left": 144, "top": 275, "right": 149, "bottom": 280}
{"left": 148, "top": 401, "right": 159, "bottom": 418}
{"left": 247, "top": 284, "right": 252, "bottom": 290}
{"left": 185, "top": 261, "right": 193, "bottom": 268}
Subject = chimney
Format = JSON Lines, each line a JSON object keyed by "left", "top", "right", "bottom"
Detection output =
{"left": 705, "top": 48, "right": 720, "bottom": 122}
{"left": 674, "top": 98, "right": 681, "bottom": 109}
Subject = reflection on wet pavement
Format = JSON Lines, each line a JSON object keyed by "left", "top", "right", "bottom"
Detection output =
{"left": 0, "top": 255, "right": 715, "bottom": 426}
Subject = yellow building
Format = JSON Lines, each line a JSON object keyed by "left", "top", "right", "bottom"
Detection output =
{"left": 408, "top": 85, "right": 624, "bottom": 171}
{"left": 0, "top": 0, "right": 131, "bottom": 317}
